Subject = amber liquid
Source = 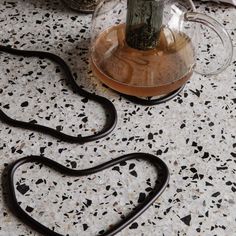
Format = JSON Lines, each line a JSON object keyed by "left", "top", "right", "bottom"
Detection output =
{"left": 91, "top": 24, "right": 195, "bottom": 96}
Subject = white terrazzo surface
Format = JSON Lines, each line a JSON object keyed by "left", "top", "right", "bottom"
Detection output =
{"left": 0, "top": 0, "right": 235, "bottom": 235}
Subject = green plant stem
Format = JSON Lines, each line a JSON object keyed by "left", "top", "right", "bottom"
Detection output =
{"left": 125, "top": 0, "right": 164, "bottom": 50}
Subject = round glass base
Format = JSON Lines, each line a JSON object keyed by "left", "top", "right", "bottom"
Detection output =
{"left": 120, "top": 85, "right": 185, "bottom": 106}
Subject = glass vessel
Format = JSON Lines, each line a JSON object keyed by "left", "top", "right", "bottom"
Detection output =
{"left": 90, "top": 0, "right": 233, "bottom": 96}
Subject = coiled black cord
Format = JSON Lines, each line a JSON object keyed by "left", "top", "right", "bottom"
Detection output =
{"left": 7, "top": 153, "right": 169, "bottom": 236}
{"left": 0, "top": 45, "right": 117, "bottom": 143}
{"left": 0, "top": 46, "right": 174, "bottom": 235}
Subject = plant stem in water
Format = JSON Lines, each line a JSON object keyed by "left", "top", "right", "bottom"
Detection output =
{"left": 125, "top": 0, "right": 164, "bottom": 50}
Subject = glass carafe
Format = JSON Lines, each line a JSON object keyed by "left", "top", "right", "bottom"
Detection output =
{"left": 90, "top": 0, "right": 233, "bottom": 96}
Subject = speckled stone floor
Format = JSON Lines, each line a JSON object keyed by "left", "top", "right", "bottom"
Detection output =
{"left": 0, "top": 0, "right": 235, "bottom": 235}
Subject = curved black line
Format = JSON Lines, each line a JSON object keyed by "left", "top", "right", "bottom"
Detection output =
{"left": 0, "top": 46, "right": 117, "bottom": 143}
{"left": 7, "top": 153, "right": 169, "bottom": 236}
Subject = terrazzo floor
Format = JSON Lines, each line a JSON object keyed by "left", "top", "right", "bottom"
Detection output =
{"left": 0, "top": 0, "right": 235, "bottom": 235}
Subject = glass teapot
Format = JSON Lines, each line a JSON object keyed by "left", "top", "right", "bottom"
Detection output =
{"left": 90, "top": 0, "right": 233, "bottom": 96}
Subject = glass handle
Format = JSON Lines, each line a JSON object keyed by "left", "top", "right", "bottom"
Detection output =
{"left": 184, "top": 12, "right": 233, "bottom": 75}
